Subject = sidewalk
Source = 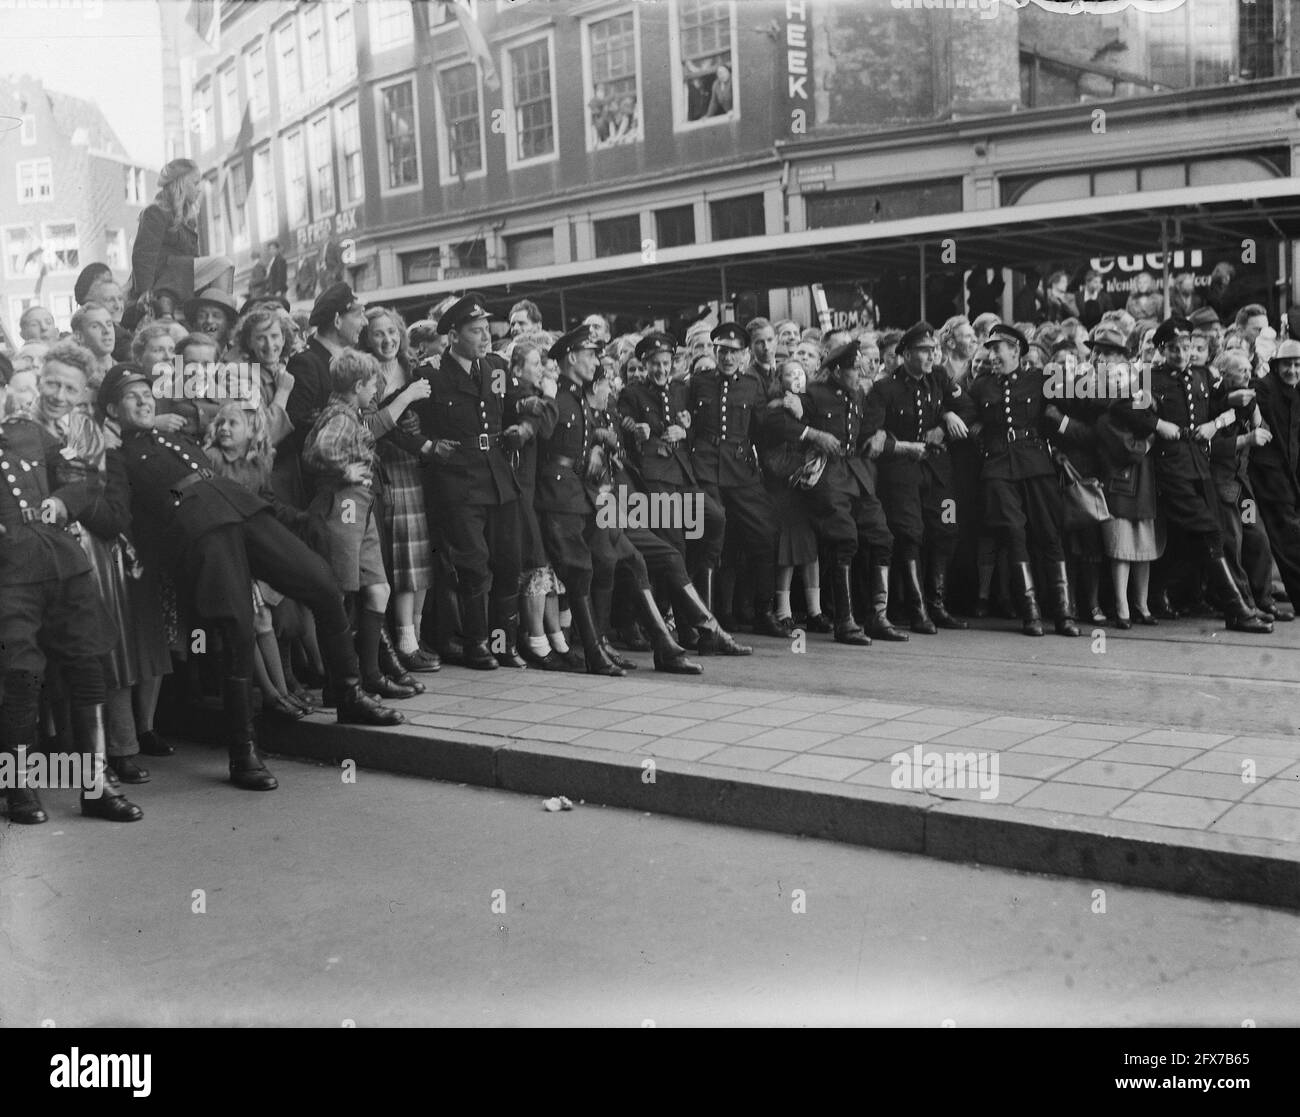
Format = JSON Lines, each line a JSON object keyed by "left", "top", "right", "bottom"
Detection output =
{"left": 245, "top": 661, "right": 1300, "bottom": 911}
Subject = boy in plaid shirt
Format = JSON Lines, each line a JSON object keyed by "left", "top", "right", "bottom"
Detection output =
{"left": 304, "top": 349, "right": 427, "bottom": 699}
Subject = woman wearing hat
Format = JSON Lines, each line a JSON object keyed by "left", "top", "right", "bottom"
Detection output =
{"left": 128, "top": 158, "right": 234, "bottom": 309}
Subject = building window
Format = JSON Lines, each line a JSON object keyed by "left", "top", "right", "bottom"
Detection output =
{"left": 195, "top": 81, "right": 215, "bottom": 146}
{"left": 400, "top": 248, "right": 441, "bottom": 284}
{"left": 428, "top": 0, "right": 478, "bottom": 28}
{"left": 655, "top": 205, "right": 695, "bottom": 249}
{"left": 245, "top": 43, "right": 269, "bottom": 119}
{"left": 586, "top": 12, "right": 641, "bottom": 149}
{"left": 20, "top": 114, "right": 35, "bottom": 144}
{"left": 331, "top": 4, "right": 356, "bottom": 73}
{"left": 709, "top": 194, "right": 764, "bottom": 241}
{"left": 349, "top": 261, "right": 375, "bottom": 292}
{"left": 276, "top": 21, "right": 301, "bottom": 102}
{"left": 438, "top": 63, "right": 484, "bottom": 181}
{"left": 675, "top": 0, "right": 735, "bottom": 125}
{"left": 124, "top": 165, "right": 139, "bottom": 204}
{"left": 227, "top": 163, "right": 249, "bottom": 252}
{"left": 804, "top": 181, "right": 964, "bottom": 229}
{"left": 254, "top": 147, "right": 277, "bottom": 243}
{"left": 308, "top": 114, "right": 335, "bottom": 216}
{"left": 380, "top": 80, "right": 420, "bottom": 190}
{"left": 337, "top": 100, "right": 363, "bottom": 206}
{"left": 207, "top": 179, "right": 226, "bottom": 257}
{"left": 451, "top": 237, "right": 487, "bottom": 272}
{"left": 505, "top": 230, "right": 555, "bottom": 270}
{"left": 593, "top": 214, "right": 641, "bottom": 258}
{"left": 370, "top": 0, "right": 414, "bottom": 51}
{"left": 507, "top": 37, "right": 556, "bottom": 165}
{"left": 219, "top": 63, "right": 239, "bottom": 139}
{"left": 41, "top": 222, "right": 79, "bottom": 274}
{"left": 284, "top": 129, "right": 309, "bottom": 226}
{"left": 16, "top": 159, "right": 52, "bottom": 204}
{"left": 2, "top": 226, "right": 38, "bottom": 278}
{"left": 105, "top": 228, "right": 127, "bottom": 271}
{"left": 302, "top": 4, "right": 327, "bottom": 88}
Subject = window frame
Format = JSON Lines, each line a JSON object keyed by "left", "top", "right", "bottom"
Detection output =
{"left": 668, "top": 0, "right": 739, "bottom": 133}
{"left": 301, "top": 2, "right": 328, "bottom": 90}
{"left": 195, "top": 80, "right": 215, "bottom": 150}
{"left": 580, "top": 6, "right": 644, "bottom": 153}
{"left": 330, "top": 2, "right": 357, "bottom": 77}
{"left": 336, "top": 99, "right": 365, "bottom": 207}
{"left": 275, "top": 19, "right": 302, "bottom": 104}
{"left": 105, "top": 228, "right": 127, "bottom": 272}
{"left": 592, "top": 212, "right": 643, "bottom": 259}
{"left": 707, "top": 191, "right": 766, "bottom": 242}
{"left": 434, "top": 59, "right": 488, "bottom": 186}
{"left": 15, "top": 158, "right": 53, "bottom": 205}
{"left": 307, "top": 112, "right": 336, "bottom": 218}
{"left": 369, "top": 0, "right": 415, "bottom": 52}
{"left": 40, "top": 219, "right": 80, "bottom": 276}
{"left": 502, "top": 30, "right": 560, "bottom": 171}
{"left": 1, "top": 224, "right": 38, "bottom": 279}
{"left": 375, "top": 75, "right": 423, "bottom": 196}
{"left": 253, "top": 145, "right": 278, "bottom": 244}
{"left": 282, "top": 127, "right": 310, "bottom": 228}
{"left": 244, "top": 40, "right": 270, "bottom": 120}
{"left": 219, "top": 61, "right": 240, "bottom": 140}
{"left": 19, "top": 114, "right": 35, "bottom": 145}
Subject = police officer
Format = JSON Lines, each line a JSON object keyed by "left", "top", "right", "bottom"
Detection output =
{"left": 797, "top": 338, "right": 908, "bottom": 645}
{"left": 1250, "top": 339, "right": 1300, "bottom": 615}
{"left": 420, "top": 294, "right": 533, "bottom": 669}
{"left": 968, "top": 324, "right": 1079, "bottom": 637}
{"left": 689, "top": 322, "right": 787, "bottom": 638}
{"left": 102, "top": 365, "right": 403, "bottom": 794}
{"left": 1126, "top": 317, "right": 1271, "bottom": 634}
{"left": 863, "top": 321, "right": 971, "bottom": 633}
{"left": 0, "top": 392, "right": 142, "bottom": 824}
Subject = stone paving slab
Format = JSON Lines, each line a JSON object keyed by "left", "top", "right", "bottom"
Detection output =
{"left": 225, "top": 668, "right": 1300, "bottom": 910}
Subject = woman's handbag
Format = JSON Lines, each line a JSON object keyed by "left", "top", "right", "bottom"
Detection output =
{"left": 789, "top": 449, "right": 827, "bottom": 491}
{"left": 1056, "top": 452, "right": 1111, "bottom": 530}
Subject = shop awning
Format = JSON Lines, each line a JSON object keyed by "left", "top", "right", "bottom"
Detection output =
{"left": 365, "top": 178, "right": 1300, "bottom": 323}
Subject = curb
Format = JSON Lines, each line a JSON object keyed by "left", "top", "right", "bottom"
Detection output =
{"left": 223, "top": 712, "right": 1300, "bottom": 911}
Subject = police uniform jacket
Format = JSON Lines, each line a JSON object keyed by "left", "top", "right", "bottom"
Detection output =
{"left": 0, "top": 416, "right": 100, "bottom": 585}
{"left": 1250, "top": 375, "right": 1300, "bottom": 507}
{"left": 535, "top": 380, "right": 598, "bottom": 515}
{"left": 689, "top": 368, "right": 768, "bottom": 488}
{"left": 968, "top": 366, "right": 1058, "bottom": 481}
{"left": 1124, "top": 363, "right": 1228, "bottom": 486}
{"left": 618, "top": 378, "right": 696, "bottom": 486}
{"left": 862, "top": 368, "right": 966, "bottom": 490}
{"left": 799, "top": 379, "right": 877, "bottom": 496}
{"left": 416, "top": 350, "right": 522, "bottom": 507}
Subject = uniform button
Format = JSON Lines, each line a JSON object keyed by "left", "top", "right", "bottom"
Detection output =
{"left": 5, "top": 475, "right": 13, "bottom": 482}
{"left": 190, "top": 462, "right": 199, "bottom": 471}
{"left": 18, "top": 498, "right": 28, "bottom": 508}
{"left": 11, "top": 487, "right": 20, "bottom": 496}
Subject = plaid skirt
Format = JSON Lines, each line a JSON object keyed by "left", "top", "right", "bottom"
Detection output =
{"left": 380, "top": 453, "right": 434, "bottom": 592}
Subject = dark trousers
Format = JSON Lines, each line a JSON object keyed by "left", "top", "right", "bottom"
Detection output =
{"left": 804, "top": 480, "right": 894, "bottom": 565}
{"left": 880, "top": 462, "right": 959, "bottom": 564}
{"left": 1257, "top": 495, "right": 1300, "bottom": 606}
{"left": 982, "top": 474, "right": 1065, "bottom": 563}
{"left": 702, "top": 480, "right": 777, "bottom": 597}
{"left": 437, "top": 500, "right": 521, "bottom": 598}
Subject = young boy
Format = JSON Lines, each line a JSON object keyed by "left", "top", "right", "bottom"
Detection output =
{"left": 303, "top": 349, "right": 425, "bottom": 699}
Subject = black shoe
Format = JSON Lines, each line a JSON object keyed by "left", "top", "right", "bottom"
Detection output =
{"left": 228, "top": 740, "right": 278, "bottom": 792}
{"left": 264, "top": 694, "right": 308, "bottom": 722}
{"left": 599, "top": 637, "right": 636, "bottom": 671}
{"left": 696, "top": 626, "right": 753, "bottom": 656}
{"left": 4, "top": 789, "right": 48, "bottom": 825}
{"left": 397, "top": 647, "right": 442, "bottom": 673}
{"left": 363, "top": 675, "right": 418, "bottom": 700}
{"left": 653, "top": 649, "right": 703, "bottom": 675}
{"left": 1135, "top": 610, "right": 1159, "bottom": 626}
{"left": 1055, "top": 617, "right": 1081, "bottom": 637}
{"left": 1113, "top": 615, "right": 1132, "bottom": 630}
{"left": 751, "top": 611, "right": 792, "bottom": 638}
{"left": 867, "top": 618, "right": 909, "bottom": 642}
{"left": 495, "top": 648, "right": 529, "bottom": 669}
{"left": 106, "top": 755, "right": 151, "bottom": 784}
{"left": 615, "top": 624, "right": 652, "bottom": 652}
{"left": 1228, "top": 612, "right": 1273, "bottom": 634}
{"left": 804, "top": 612, "right": 833, "bottom": 634}
{"left": 462, "top": 641, "right": 499, "bottom": 670}
{"left": 137, "top": 730, "right": 175, "bottom": 757}
{"left": 558, "top": 646, "right": 588, "bottom": 673}
{"left": 973, "top": 598, "right": 992, "bottom": 619}
{"left": 337, "top": 685, "right": 405, "bottom": 726}
{"left": 81, "top": 790, "right": 144, "bottom": 820}
{"left": 520, "top": 645, "right": 571, "bottom": 671}
{"left": 834, "top": 623, "right": 872, "bottom": 646}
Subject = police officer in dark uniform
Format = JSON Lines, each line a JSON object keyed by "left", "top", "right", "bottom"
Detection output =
{"left": 0, "top": 397, "right": 142, "bottom": 824}
{"left": 102, "top": 365, "right": 403, "bottom": 793}
{"left": 688, "top": 322, "right": 787, "bottom": 638}
{"left": 534, "top": 325, "right": 626, "bottom": 676}
{"left": 1126, "top": 317, "right": 1271, "bottom": 633}
{"left": 797, "top": 339, "right": 908, "bottom": 645}
{"left": 618, "top": 332, "right": 715, "bottom": 563}
{"left": 418, "top": 294, "right": 533, "bottom": 669}
{"left": 863, "top": 322, "right": 971, "bottom": 633}
{"left": 967, "top": 323, "right": 1079, "bottom": 637}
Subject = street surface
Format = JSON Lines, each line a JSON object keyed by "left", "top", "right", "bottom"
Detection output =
{"left": 2, "top": 746, "right": 1297, "bottom": 1027}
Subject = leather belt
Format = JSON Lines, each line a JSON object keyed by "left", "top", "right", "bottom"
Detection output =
{"left": 474, "top": 432, "right": 506, "bottom": 451}
{"left": 1003, "top": 427, "right": 1041, "bottom": 443}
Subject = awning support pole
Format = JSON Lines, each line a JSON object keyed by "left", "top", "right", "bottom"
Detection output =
{"left": 720, "top": 264, "right": 728, "bottom": 320}
{"left": 918, "top": 243, "right": 927, "bottom": 323}
{"left": 559, "top": 289, "right": 567, "bottom": 330}
{"left": 1160, "top": 217, "right": 1171, "bottom": 321}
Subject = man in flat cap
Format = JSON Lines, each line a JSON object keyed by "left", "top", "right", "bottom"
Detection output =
{"left": 863, "top": 322, "right": 972, "bottom": 633}
{"left": 619, "top": 332, "right": 723, "bottom": 611}
{"left": 796, "top": 337, "right": 908, "bottom": 645}
{"left": 688, "top": 322, "right": 787, "bottom": 638}
{"left": 100, "top": 364, "right": 404, "bottom": 794}
{"left": 967, "top": 323, "right": 1079, "bottom": 637}
{"left": 417, "top": 294, "right": 535, "bottom": 669}
{"left": 1124, "top": 317, "right": 1271, "bottom": 633}
{"left": 287, "top": 282, "right": 368, "bottom": 466}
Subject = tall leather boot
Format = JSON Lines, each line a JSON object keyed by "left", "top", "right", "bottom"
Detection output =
{"left": 1013, "top": 561, "right": 1045, "bottom": 637}
{"left": 832, "top": 561, "right": 871, "bottom": 646}
{"left": 2, "top": 745, "right": 47, "bottom": 824}
{"left": 493, "top": 600, "right": 528, "bottom": 669}
{"left": 715, "top": 566, "right": 738, "bottom": 629}
{"left": 904, "top": 558, "right": 937, "bottom": 635}
{"left": 866, "top": 565, "right": 909, "bottom": 642}
{"left": 571, "top": 593, "right": 624, "bottom": 676}
{"left": 694, "top": 567, "right": 715, "bottom": 614}
{"left": 1, "top": 676, "right": 47, "bottom": 823}
{"left": 636, "top": 589, "right": 702, "bottom": 674}
{"left": 1209, "top": 556, "right": 1273, "bottom": 634}
{"left": 1050, "top": 560, "right": 1081, "bottom": 637}
{"left": 219, "top": 677, "right": 277, "bottom": 792}
{"left": 460, "top": 588, "right": 498, "bottom": 670}
{"left": 593, "top": 586, "right": 636, "bottom": 670}
{"left": 376, "top": 622, "right": 424, "bottom": 693}
{"left": 359, "top": 609, "right": 418, "bottom": 697}
{"left": 320, "top": 629, "right": 406, "bottom": 725}
{"left": 679, "top": 583, "right": 752, "bottom": 656}
{"left": 925, "top": 550, "right": 969, "bottom": 630}
{"left": 432, "top": 570, "right": 466, "bottom": 663}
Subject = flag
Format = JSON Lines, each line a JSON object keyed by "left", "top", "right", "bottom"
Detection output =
{"left": 183, "top": 0, "right": 222, "bottom": 55}
{"left": 416, "top": 0, "right": 500, "bottom": 91}
{"left": 217, "top": 104, "right": 254, "bottom": 244}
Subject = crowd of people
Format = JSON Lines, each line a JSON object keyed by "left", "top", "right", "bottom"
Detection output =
{"left": 3, "top": 161, "right": 1299, "bottom": 827}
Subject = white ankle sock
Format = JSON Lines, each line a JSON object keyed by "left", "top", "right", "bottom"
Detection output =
{"left": 528, "top": 636, "right": 551, "bottom": 658}
{"left": 396, "top": 625, "right": 418, "bottom": 654}
{"left": 549, "top": 631, "right": 570, "bottom": 654}
{"left": 805, "top": 587, "right": 822, "bottom": 616}
{"left": 774, "top": 590, "right": 792, "bottom": 619}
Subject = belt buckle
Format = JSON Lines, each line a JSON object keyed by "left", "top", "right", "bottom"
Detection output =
{"left": 477, "top": 433, "right": 490, "bottom": 452}
{"left": 1007, "top": 428, "right": 1017, "bottom": 443}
